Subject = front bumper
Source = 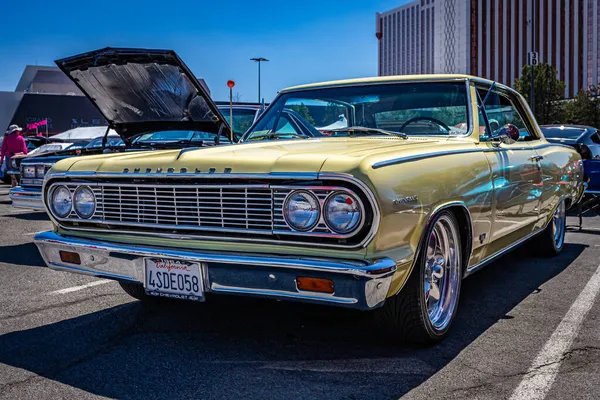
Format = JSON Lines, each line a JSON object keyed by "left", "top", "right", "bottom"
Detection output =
{"left": 9, "top": 186, "right": 44, "bottom": 210}
{"left": 34, "top": 231, "right": 396, "bottom": 310}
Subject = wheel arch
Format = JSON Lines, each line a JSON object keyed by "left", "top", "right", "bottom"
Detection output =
{"left": 414, "top": 201, "right": 473, "bottom": 273}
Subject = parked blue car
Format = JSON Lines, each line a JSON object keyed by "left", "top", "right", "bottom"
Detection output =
{"left": 541, "top": 125, "right": 600, "bottom": 194}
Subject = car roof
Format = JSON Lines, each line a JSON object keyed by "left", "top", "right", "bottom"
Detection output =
{"left": 280, "top": 74, "right": 488, "bottom": 92}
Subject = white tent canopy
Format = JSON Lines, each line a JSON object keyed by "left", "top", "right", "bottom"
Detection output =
{"left": 52, "top": 126, "right": 117, "bottom": 141}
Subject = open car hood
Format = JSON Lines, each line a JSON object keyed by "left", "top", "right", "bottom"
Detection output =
{"left": 55, "top": 47, "right": 233, "bottom": 143}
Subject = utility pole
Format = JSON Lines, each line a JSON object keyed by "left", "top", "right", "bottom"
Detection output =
{"left": 250, "top": 57, "right": 269, "bottom": 104}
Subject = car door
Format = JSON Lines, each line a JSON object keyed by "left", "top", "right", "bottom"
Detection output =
{"left": 477, "top": 87, "right": 543, "bottom": 257}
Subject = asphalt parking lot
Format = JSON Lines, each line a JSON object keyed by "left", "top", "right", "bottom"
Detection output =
{"left": 1, "top": 183, "right": 600, "bottom": 400}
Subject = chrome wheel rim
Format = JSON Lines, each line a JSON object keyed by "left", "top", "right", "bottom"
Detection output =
{"left": 552, "top": 201, "right": 566, "bottom": 248}
{"left": 423, "top": 215, "right": 461, "bottom": 331}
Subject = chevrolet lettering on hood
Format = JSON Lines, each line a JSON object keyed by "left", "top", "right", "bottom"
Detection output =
{"left": 33, "top": 72, "right": 584, "bottom": 345}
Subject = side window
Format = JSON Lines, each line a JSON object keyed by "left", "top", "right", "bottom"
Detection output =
{"left": 590, "top": 132, "right": 600, "bottom": 144}
{"left": 275, "top": 114, "right": 300, "bottom": 134}
{"left": 477, "top": 88, "right": 536, "bottom": 141}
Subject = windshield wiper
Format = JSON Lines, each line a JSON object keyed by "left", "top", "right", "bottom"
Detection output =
{"left": 330, "top": 126, "right": 408, "bottom": 139}
{"left": 250, "top": 132, "right": 308, "bottom": 140}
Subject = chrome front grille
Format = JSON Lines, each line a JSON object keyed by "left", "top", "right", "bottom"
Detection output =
{"left": 59, "top": 183, "right": 274, "bottom": 234}
{"left": 47, "top": 178, "right": 374, "bottom": 248}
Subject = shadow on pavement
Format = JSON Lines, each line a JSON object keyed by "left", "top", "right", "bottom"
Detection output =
{"left": 4, "top": 211, "right": 49, "bottom": 221}
{"left": 0, "top": 242, "right": 45, "bottom": 268}
{"left": 0, "top": 243, "right": 585, "bottom": 400}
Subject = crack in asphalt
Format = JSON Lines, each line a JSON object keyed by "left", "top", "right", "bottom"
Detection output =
{"left": 449, "top": 345, "right": 600, "bottom": 396}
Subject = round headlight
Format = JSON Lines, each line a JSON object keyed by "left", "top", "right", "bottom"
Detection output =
{"left": 73, "top": 186, "right": 96, "bottom": 218}
{"left": 35, "top": 165, "right": 46, "bottom": 178}
{"left": 324, "top": 192, "right": 362, "bottom": 234}
{"left": 283, "top": 190, "right": 320, "bottom": 231}
{"left": 51, "top": 186, "right": 73, "bottom": 218}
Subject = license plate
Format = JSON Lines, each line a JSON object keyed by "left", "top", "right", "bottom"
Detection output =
{"left": 144, "top": 258, "right": 204, "bottom": 301}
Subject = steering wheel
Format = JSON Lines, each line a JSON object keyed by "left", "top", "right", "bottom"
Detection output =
{"left": 398, "top": 116, "right": 451, "bottom": 133}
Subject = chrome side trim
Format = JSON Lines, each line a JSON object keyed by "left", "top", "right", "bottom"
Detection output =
{"left": 466, "top": 230, "right": 540, "bottom": 274}
{"left": 372, "top": 148, "right": 484, "bottom": 169}
{"left": 466, "top": 197, "right": 568, "bottom": 275}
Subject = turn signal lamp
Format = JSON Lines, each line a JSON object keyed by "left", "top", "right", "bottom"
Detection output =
{"left": 296, "top": 277, "right": 334, "bottom": 294}
{"left": 59, "top": 251, "right": 81, "bottom": 265}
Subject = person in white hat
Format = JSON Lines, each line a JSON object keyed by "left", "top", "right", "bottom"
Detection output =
{"left": 1, "top": 125, "right": 28, "bottom": 187}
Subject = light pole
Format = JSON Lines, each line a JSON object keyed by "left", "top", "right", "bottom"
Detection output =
{"left": 250, "top": 57, "right": 269, "bottom": 104}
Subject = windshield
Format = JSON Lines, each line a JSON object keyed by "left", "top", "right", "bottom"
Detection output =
{"left": 219, "top": 107, "right": 257, "bottom": 137}
{"left": 244, "top": 82, "right": 470, "bottom": 141}
{"left": 65, "top": 141, "right": 90, "bottom": 150}
{"left": 84, "top": 136, "right": 124, "bottom": 149}
{"left": 132, "top": 130, "right": 231, "bottom": 144}
{"left": 29, "top": 144, "right": 66, "bottom": 155}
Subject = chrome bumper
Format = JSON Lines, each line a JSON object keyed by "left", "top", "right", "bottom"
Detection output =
{"left": 34, "top": 231, "right": 397, "bottom": 310}
{"left": 9, "top": 186, "right": 44, "bottom": 210}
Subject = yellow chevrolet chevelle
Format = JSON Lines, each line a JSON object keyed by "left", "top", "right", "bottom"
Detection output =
{"left": 35, "top": 48, "right": 583, "bottom": 344}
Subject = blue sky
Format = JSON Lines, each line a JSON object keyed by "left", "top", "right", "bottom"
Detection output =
{"left": 0, "top": 0, "right": 410, "bottom": 103}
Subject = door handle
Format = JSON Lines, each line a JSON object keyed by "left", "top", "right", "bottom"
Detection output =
{"left": 529, "top": 155, "right": 544, "bottom": 162}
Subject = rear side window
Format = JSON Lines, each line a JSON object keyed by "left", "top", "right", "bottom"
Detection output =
{"left": 590, "top": 132, "right": 600, "bottom": 144}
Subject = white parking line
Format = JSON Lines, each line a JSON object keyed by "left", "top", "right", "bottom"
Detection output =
{"left": 49, "top": 279, "right": 112, "bottom": 295}
{"left": 510, "top": 263, "right": 600, "bottom": 400}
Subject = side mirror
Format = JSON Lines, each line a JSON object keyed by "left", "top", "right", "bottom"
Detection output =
{"left": 493, "top": 124, "right": 520, "bottom": 145}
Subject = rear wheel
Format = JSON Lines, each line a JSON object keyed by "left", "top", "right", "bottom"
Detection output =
{"left": 533, "top": 200, "right": 566, "bottom": 256}
{"left": 376, "top": 211, "right": 463, "bottom": 345}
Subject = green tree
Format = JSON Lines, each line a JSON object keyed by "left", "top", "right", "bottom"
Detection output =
{"left": 289, "top": 103, "right": 315, "bottom": 125}
{"left": 513, "top": 63, "right": 566, "bottom": 125}
{"left": 564, "top": 87, "right": 600, "bottom": 128}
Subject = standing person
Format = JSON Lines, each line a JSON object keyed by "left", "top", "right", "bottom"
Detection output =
{"left": 0, "top": 125, "right": 28, "bottom": 187}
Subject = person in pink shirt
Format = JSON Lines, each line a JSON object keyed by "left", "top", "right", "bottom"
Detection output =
{"left": 1, "top": 125, "right": 28, "bottom": 187}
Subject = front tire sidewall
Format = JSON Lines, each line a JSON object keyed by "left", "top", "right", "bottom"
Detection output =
{"left": 416, "top": 211, "right": 463, "bottom": 341}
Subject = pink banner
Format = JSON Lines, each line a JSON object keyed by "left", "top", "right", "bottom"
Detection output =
{"left": 26, "top": 119, "right": 47, "bottom": 130}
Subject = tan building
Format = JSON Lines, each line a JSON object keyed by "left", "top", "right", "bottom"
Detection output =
{"left": 377, "top": 0, "right": 600, "bottom": 98}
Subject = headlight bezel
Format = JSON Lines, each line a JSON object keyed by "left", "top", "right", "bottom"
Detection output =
{"left": 283, "top": 190, "right": 321, "bottom": 232}
{"left": 73, "top": 186, "right": 96, "bottom": 219}
{"left": 323, "top": 191, "right": 364, "bottom": 234}
{"left": 22, "top": 165, "right": 36, "bottom": 178}
{"left": 35, "top": 165, "right": 46, "bottom": 178}
{"left": 50, "top": 185, "right": 73, "bottom": 218}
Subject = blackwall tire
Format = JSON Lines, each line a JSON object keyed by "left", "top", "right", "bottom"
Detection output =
{"left": 375, "top": 210, "right": 463, "bottom": 345}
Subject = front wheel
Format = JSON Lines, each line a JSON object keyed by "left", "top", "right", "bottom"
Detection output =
{"left": 375, "top": 211, "right": 463, "bottom": 345}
